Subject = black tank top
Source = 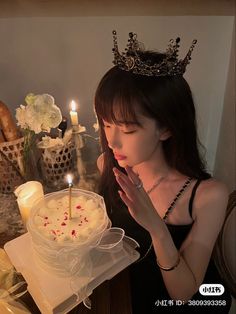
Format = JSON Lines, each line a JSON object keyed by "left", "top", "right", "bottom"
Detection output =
{"left": 110, "top": 179, "right": 201, "bottom": 256}
{"left": 109, "top": 179, "right": 232, "bottom": 314}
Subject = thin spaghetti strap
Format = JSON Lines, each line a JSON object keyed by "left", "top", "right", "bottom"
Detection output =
{"left": 188, "top": 179, "right": 202, "bottom": 219}
{"left": 163, "top": 177, "right": 193, "bottom": 221}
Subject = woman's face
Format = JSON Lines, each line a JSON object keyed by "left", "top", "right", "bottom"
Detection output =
{"left": 103, "top": 112, "right": 166, "bottom": 168}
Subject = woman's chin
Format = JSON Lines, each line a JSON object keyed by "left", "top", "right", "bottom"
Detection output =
{"left": 117, "top": 160, "right": 129, "bottom": 168}
{"left": 117, "top": 159, "right": 134, "bottom": 168}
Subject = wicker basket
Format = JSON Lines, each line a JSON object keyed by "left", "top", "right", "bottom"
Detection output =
{"left": 0, "top": 137, "right": 25, "bottom": 193}
{"left": 39, "top": 141, "right": 75, "bottom": 189}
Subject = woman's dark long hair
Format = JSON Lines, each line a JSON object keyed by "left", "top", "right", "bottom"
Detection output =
{"left": 94, "top": 52, "right": 210, "bottom": 211}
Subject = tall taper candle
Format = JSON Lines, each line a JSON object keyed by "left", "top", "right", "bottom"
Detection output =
{"left": 67, "top": 174, "right": 73, "bottom": 219}
{"left": 69, "top": 100, "right": 79, "bottom": 126}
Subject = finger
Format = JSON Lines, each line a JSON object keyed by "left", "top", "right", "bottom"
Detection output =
{"left": 125, "top": 166, "right": 144, "bottom": 191}
{"left": 115, "top": 173, "right": 136, "bottom": 199}
{"left": 118, "top": 190, "right": 134, "bottom": 209}
{"left": 125, "top": 166, "right": 146, "bottom": 194}
{"left": 125, "top": 166, "right": 140, "bottom": 185}
{"left": 113, "top": 167, "right": 135, "bottom": 188}
{"left": 114, "top": 168, "right": 146, "bottom": 202}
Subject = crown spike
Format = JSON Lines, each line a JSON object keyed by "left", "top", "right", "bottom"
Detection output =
{"left": 112, "top": 30, "right": 197, "bottom": 77}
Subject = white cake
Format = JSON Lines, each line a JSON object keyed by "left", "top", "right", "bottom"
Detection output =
{"left": 34, "top": 195, "right": 105, "bottom": 243}
{"left": 27, "top": 189, "right": 110, "bottom": 275}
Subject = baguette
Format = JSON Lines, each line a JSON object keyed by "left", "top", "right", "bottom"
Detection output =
{"left": 0, "top": 100, "right": 19, "bottom": 141}
{"left": 0, "top": 129, "right": 5, "bottom": 143}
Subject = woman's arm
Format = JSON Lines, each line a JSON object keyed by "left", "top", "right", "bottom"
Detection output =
{"left": 151, "top": 180, "right": 228, "bottom": 300}
{"left": 113, "top": 166, "right": 228, "bottom": 301}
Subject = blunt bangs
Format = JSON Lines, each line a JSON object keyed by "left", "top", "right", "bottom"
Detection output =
{"left": 94, "top": 67, "right": 143, "bottom": 127}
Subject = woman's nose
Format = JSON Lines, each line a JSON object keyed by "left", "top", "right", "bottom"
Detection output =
{"left": 108, "top": 129, "right": 122, "bottom": 150}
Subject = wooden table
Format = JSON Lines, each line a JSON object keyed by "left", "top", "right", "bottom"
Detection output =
{"left": 0, "top": 192, "right": 133, "bottom": 314}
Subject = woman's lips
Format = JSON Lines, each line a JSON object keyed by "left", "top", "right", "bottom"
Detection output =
{"left": 114, "top": 153, "right": 127, "bottom": 160}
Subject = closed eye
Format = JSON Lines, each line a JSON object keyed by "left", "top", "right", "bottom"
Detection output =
{"left": 123, "top": 130, "right": 136, "bottom": 134}
{"left": 102, "top": 121, "right": 137, "bottom": 134}
{"left": 103, "top": 124, "right": 111, "bottom": 129}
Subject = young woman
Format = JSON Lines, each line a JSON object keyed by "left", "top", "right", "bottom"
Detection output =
{"left": 94, "top": 31, "right": 232, "bottom": 313}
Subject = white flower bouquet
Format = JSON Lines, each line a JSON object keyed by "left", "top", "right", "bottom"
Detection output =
{"left": 15, "top": 93, "right": 62, "bottom": 177}
{"left": 16, "top": 93, "right": 62, "bottom": 134}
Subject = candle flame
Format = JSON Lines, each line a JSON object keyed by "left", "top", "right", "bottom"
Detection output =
{"left": 66, "top": 174, "right": 73, "bottom": 185}
{"left": 71, "top": 100, "right": 77, "bottom": 111}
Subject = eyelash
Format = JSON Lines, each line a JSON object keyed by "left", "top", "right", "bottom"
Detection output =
{"left": 103, "top": 125, "right": 136, "bottom": 134}
{"left": 123, "top": 130, "right": 136, "bottom": 134}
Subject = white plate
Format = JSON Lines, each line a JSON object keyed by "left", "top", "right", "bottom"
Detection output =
{"left": 4, "top": 233, "right": 139, "bottom": 314}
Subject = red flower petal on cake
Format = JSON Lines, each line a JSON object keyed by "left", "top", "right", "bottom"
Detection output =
{"left": 76, "top": 205, "right": 81, "bottom": 209}
{"left": 71, "top": 230, "right": 76, "bottom": 236}
{"left": 61, "top": 222, "right": 66, "bottom": 226}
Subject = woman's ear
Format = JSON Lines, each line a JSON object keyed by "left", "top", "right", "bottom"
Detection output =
{"left": 158, "top": 128, "right": 172, "bottom": 141}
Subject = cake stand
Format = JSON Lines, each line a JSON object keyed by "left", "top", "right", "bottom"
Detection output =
{"left": 4, "top": 232, "right": 140, "bottom": 314}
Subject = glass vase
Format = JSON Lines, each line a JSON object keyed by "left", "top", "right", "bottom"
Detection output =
{"left": 22, "top": 144, "right": 40, "bottom": 183}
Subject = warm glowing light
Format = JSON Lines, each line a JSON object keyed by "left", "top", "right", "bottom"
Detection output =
{"left": 14, "top": 181, "right": 44, "bottom": 226}
{"left": 66, "top": 174, "right": 73, "bottom": 186}
{"left": 71, "top": 100, "right": 77, "bottom": 111}
{"left": 69, "top": 100, "right": 79, "bottom": 126}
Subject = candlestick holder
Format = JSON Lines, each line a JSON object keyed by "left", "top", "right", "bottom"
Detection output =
{"left": 39, "top": 140, "right": 75, "bottom": 190}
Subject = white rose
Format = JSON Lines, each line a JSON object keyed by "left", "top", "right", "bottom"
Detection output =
{"left": 25, "top": 93, "right": 37, "bottom": 106}
{"left": 42, "top": 105, "right": 62, "bottom": 129}
{"left": 25, "top": 105, "right": 43, "bottom": 133}
{"left": 15, "top": 105, "right": 27, "bottom": 129}
{"left": 34, "top": 94, "right": 55, "bottom": 111}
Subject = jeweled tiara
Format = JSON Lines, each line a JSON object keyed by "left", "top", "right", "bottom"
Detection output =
{"left": 112, "top": 30, "right": 197, "bottom": 77}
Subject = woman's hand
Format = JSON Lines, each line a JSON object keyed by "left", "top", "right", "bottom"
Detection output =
{"left": 113, "top": 166, "right": 162, "bottom": 232}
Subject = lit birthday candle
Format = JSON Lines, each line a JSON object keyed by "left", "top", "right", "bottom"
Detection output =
{"left": 69, "top": 100, "right": 79, "bottom": 126}
{"left": 67, "top": 174, "right": 73, "bottom": 219}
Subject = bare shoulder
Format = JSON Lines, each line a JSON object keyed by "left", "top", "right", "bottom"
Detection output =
{"left": 181, "top": 179, "right": 229, "bottom": 285}
{"left": 97, "top": 152, "right": 105, "bottom": 173}
{"left": 182, "top": 178, "right": 229, "bottom": 252}
{"left": 194, "top": 178, "right": 229, "bottom": 218}
{"left": 197, "top": 178, "right": 229, "bottom": 204}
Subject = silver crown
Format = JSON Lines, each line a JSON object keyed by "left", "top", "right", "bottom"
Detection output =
{"left": 112, "top": 30, "right": 197, "bottom": 77}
